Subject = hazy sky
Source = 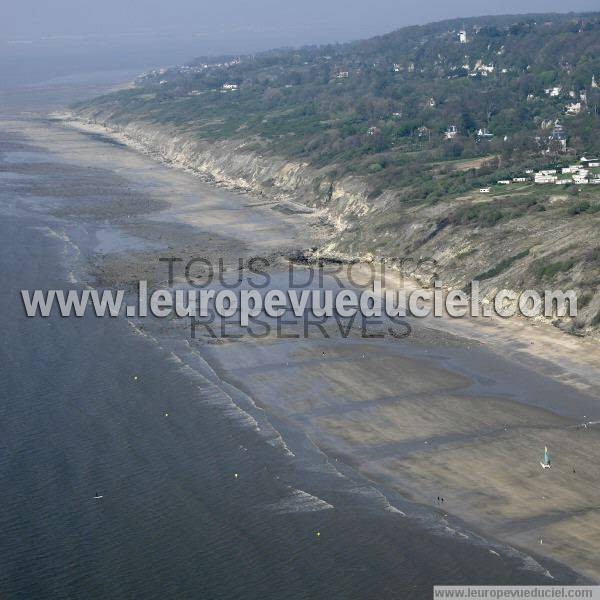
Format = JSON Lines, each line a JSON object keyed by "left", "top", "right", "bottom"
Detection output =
{"left": 4, "top": 0, "right": 600, "bottom": 42}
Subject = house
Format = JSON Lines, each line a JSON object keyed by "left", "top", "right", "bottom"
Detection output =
{"left": 444, "top": 125, "right": 458, "bottom": 139}
{"left": 476, "top": 128, "right": 493, "bottom": 138}
{"left": 525, "top": 169, "right": 534, "bottom": 174}
{"left": 458, "top": 30, "right": 468, "bottom": 43}
{"left": 336, "top": 71, "right": 349, "bottom": 79}
{"left": 428, "top": 97, "right": 436, "bottom": 107}
{"left": 573, "top": 175, "right": 589, "bottom": 184}
{"left": 367, "top": 126, "right": 381, "bottom": 136}
{"left": 565, "top": 102, "right": 582, "bottom": 115}
{"left": 222, "top": 83, "right": 238, "bottom": 90}
{"left": 474, "top": 61, "right": 495, "bottom": 75}
{"left": 555, "top": 179, "right": 570, "bottom": 185}
{"left": 544, "top": 86, "right": 562, "bottom": 97}
{"left": 513, "top": 177, "right": 528, "bottom": 182}
{"left": 417, "top": 126, "right": 430, "bottom": 138}
{"left": 393, "top": 64, "right": 402, "bottom": 72}
{"left": 580, "top": 157, "right": 600, "bottom": 167}
{"left": 497, "top": 180, "right": 511, "bottom": 184}
{"left": 551, "top": 123, "right": 567, "bottom": 149}
{"left": 535, "top": 173, "right": 557, "bottom": 183}
{"left": 592, "top": 75, "right": 598, "bottom": 89}
{"left": 479, "top": 187, "right": 490, "bottom": 193}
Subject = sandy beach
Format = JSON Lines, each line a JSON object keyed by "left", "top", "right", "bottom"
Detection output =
{"left": 8, "top": 114, "right": 600, "bottom": 583}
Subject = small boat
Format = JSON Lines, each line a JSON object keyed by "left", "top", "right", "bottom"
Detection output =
{"left": 540, "top": 446, "right": 551, "bottom": 469}
{"left": 94, "top": 492, "right": 104, "bottom": 500}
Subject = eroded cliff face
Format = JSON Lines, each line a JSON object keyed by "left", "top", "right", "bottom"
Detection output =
{"left": 67, "top": 110, "right": 600, "bottom": 336}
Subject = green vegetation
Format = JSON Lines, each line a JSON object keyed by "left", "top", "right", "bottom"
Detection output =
{"left": 530, "top": 257, "right": 576, "bottom": 280}
{"left": 567, "top": 200, "right": 600, "bottom": 215}
{"left": 476, "top": 249, "right": 530, "bottom": 280}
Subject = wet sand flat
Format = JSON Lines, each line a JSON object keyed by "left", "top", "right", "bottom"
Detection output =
{"left": 204, "top": 331, "right": 600, "bottom": 580}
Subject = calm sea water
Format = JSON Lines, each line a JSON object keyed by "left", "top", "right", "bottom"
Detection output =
{"left": 0, "top": 46, "right": 577, "bottom": 598}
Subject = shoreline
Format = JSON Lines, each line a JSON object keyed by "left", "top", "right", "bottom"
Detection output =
{"left": 19, "top": 113, "right": 600, "bottom": 582}
{"left": 56, "top": 112, "right": 600, "bottom": 397}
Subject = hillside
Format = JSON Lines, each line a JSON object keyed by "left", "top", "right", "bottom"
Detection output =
{"left": 72, "top": 12, "right": 600, "bottom": 335}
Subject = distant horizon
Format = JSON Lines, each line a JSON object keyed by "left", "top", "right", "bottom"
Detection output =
{"left": 2, "top": 7, "right": 598, "bottom": 91}
{"left": 4, "top": 1, "right": 600, "bottom": 44}
{"left": 3, "top": 8, "right": 600, "bottom": 41}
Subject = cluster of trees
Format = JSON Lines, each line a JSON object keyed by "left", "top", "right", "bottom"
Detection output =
{"left": 80, "top": 12, "right": 600, "bottom": 198}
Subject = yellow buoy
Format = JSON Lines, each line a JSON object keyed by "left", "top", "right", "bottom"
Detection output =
{"left": 234, "top": 473, "right": 239, "bottom": 479}
{"left": 316, "top": 531, "right": 321, "bottom": 537}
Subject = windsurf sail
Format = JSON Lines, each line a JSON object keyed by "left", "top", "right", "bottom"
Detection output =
{"left": 543, "top": 446, "right": 550, "bottom": 466}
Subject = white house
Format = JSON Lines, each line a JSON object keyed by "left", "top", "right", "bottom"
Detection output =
{"left": 580, "top": 157, "right": 599, "bottom": 167}
{"left": 544, "top": 86, "right": 562, "bottom": 97}
{"left": 479, "top": 187, "right": 490, "bottom": 193}
{"left": 573, "top": 175, "right": 589, "bottom": 184}
{"left": 497, "top": 180, "right": 511, "bottom": 185}
{"left": 459, "top": 30, "right": 468, "bottom": 43}
{"left": 565, "top": 102, "right": 582, "bottom": 115}
{"left": 535, "top": 173, "right": 557, "bottom": 183}
{"left": 222, "top": 83, "right": 238, "bottom": 90}
{"left": 476, "top": 128, "right": 493, "bottom": 138}
{"left": 444, "top": 125, "right": 458, "bottom": 139}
